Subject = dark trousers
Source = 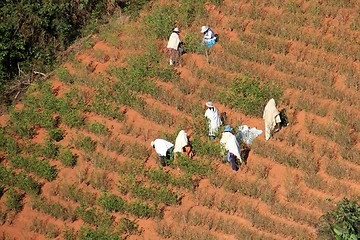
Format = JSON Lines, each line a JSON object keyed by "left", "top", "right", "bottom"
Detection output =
{"left": 228, "top": 152, "right": 239, "bottom": 171}
{"left": 160, "top": 147, "right": 174, "bottom": 166}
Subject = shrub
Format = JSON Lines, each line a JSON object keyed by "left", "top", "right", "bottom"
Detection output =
{"left": 126, "top": 201, "right": 160, "bottom": 218}
{"left": 224, "top": 75, "right": 283, "bottom": 117}
{"left": 9, "top": 156, "right": 57, "bottom": 181}
{"left": 75, "top": 205, "right": 113, "bottom": 228}
{"left": 30, "top": 196, "right": 74, "bottom": 221}
{"left": 49, "top": 128, "right": 66, "bottom": 142}
{"left": 118, "top": 217, "right": 141, "bottom": 236}
{"left": 76, "top": 224, "right": 121, "bottom": 240}
{"left": 98, "top": 192, "right": 126, "bottom": 213}
{"left": 87, "top": 122, "right": 109, "bottom": 135}
{"left": 318, "top": 198, "right": 360, "bottom": 240}
{"left": 142, "top": 4, "right": 176, "bottom": 40}
{"left": 58, "top": 148, "right": 78, "bottom": 167}
{"left": 5, "top": 187, "right": 23, "bottom": 212}
{"left": 74, "top": 136, "right": 97, "bottom": 153}
{"left": 41, "top": 140, "right": 59, "bottom": 159}
{"left": 15, "top": 171, "right": 41, "bottom": 195}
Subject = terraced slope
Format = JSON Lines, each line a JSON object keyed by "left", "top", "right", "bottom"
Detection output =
{"left": 0, "top": 0, "right": 359, "bottom": 239}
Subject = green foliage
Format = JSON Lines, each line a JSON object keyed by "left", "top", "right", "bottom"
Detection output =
{"left": 74, "top": 135, "right": 97, "bottom": 153}
{"left": 123, "top": 0, "right": 151, "bottom": 20}
{"left": 77, "top": 224, "right": 121, "bottom": 240}
{"left": 5, "top": 137, "right": 19, "bottom": 156}
{"left": 177, "top": 0, "right": 207, "bottom": 27}
{"left": 0, "top": 1, "right": 121, "bottom": 90}
{"left": 318, "top": 198, "right": 360, "bottom": 240}
{"left": 183, "top": 32, "right": 205, "bottom": 54}
{"left": 58, "top": 184, "right": 96, "bottom": 206}
{"left": 58, "top": 148, "right": 78, "bottom": 167}
{"left": 75, "top": 205, "right": 113, "bottom": 228}
{"left": 31, "top": 196, "right": 74, "bottom": 221}
{"left": 49, "top": 128, "right": 66, "bottom": 142}
{"left": 0, "top": 127, "right": 6, "bottom": 150}
{"left": 224, "top": 76, "right": 283, "bottom": 117}
{"left": 143, "top": 4, "right": 177, "bottom": 40}
{"left": 15, "top": 171, "right": 41, "bottom": 195}
{"left": 5, "top": 187, "right": 23, "bottom": 212}
{"left": 118, "top": 217, "right": 141, "bottom": 236}
{"left": 126, "top": 200, "right": 160, "bottom": 218}
{"left": 41, "top": 140, "right": 59, "bottom": 159}
{"left": 87, "top": 122, "right": 109, "bottom": 135}
{"left": 98, "top": 192, "right": 126, "bottom": 213}
{"left": 9, "top": 155, "right": 58, "bottom": 181}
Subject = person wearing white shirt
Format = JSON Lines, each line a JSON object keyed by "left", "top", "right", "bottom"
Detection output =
{"left": 204, "top": 101, "right": 222, "bottom": 140}
{"left": 167, "top": 27, "right": 182, "bottom": 66}
{"left": 201, "top": 26, "right": 217, "bottom": 48}
{"left": 151, "top": 139, "right": 174, "bottom": 166}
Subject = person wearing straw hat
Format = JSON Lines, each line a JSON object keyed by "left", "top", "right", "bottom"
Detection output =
{"left": 204, "top": 101, "right": 222, "bottom": 140}
{"left": 166, "top": 27, "right": 182, "bottom": 66}
{"left": 201, "top": 26, "right": 217, "bottom": 48}
{"left": 151, "top": 139, "right": 174, "bottom": 166}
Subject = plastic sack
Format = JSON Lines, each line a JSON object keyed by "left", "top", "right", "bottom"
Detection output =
{"left": 236, "top": 125, "right": 263, "bottom": 145}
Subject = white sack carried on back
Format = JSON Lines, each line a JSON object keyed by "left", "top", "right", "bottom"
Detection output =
{"left": 225, "top": 134, "right": 242, "bottom": 162}
{"left": 263, "top": 98, "right": 280, "bottom": 140}
{"left": 174, "top": 130, "right": 189, "bottom": 153}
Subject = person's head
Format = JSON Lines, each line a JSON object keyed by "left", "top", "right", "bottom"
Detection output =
{"left": 223, "top": 125, "right": 233, "bottom": 133}
{"left": 206, "top": 101, "right": 214, "bottom": 109}
{"left": 151, "top": 141, "right": 155, "bottom": 148}
{"left": 173, "top": 27, "right": 180, "bottom": 33}
{"left": 201, "top": 26, "right": 209, "bottom": 34}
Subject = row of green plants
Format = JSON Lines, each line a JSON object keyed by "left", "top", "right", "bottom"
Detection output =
{"left": 0, "top": 165, "right": 40, "bottom": 195}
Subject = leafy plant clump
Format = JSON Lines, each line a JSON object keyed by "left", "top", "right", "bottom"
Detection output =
{"left": 224, "top": 76, "right": 283, "bottom": 117}
{"left": 318, "top": 198, "right": 360, "bottom": 240}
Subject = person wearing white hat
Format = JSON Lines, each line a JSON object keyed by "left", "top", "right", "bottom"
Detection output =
{"left": 151, "top": 139, "right": 174, "bottom": 166}
{"left": 167, "top": 27, "right": 182, "bottom": 66}
{"left": 204, "top": 101, "right": 222, "bottom": 140}
{"left": 201, "top": 26, "right": 217, "bottom": 48}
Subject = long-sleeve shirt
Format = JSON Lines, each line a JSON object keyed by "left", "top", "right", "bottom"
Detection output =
{"left": 167, "top": 32, "right": 181, "bottom": 50}
{"left": 153, "top": 139, "right": 174, "bottom": 156}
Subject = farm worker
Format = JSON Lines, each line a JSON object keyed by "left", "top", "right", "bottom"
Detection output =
{"left": 204, "top": 101, "right": 222, "bottom": 140}
{"left": 226, "top": 134, "right": 242, "bottom": 171}
{"left": 220, "top": 125, "right": 234, "bottom": 150}
{"left": 201, "top": 26, "right": 217, "bottom": 48}
{"left": 151, "top": 139, "right": 174, "bottom": 166}
{"left": 166, "top": 27, "right": 182, "bottom": 66}
{"left": 220, "top": 125, "right": 234, "bottom": 162}
{"left": 174, "top": 130, "right": 194, "bottom": 159}
{"left": 263, "top": 98, "right": 282, "bottom": 141}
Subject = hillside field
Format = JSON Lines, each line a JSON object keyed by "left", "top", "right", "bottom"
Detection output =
{"left": 0, "top": 0, "right": 359, "bottom": 239}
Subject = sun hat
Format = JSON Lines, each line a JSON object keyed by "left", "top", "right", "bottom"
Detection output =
{"left": 151, "top": 141, "right": 155, "bottom": 147}
{"left": 201, "top": 26, "right": 209, "bottom": 33}
{"left": 205, "top": 101, "right": 214, "bottom": 108}
{"left": 224, "top": 125, "right": 233, "bottom": 132}
{"left": 173, "top": 27, "right": 180, "bottom": 32}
